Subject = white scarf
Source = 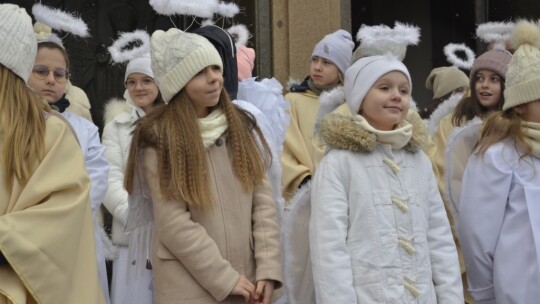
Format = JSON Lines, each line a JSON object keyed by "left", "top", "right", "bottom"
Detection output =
{"left": 354, "top": 116, "right": 413, "bottom": 149}
{"left": 199, "top": 109, "right": 228, "bottom": 148}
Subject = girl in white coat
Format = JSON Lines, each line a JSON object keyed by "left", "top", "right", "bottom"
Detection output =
{"left": 27, "top": 39, "right": 110, "bottom": 303}
{"left": 102, "top": 54, "right": 162, "bottom": 304}
{"left": 310, "top": 54, "right": 463, "bottom": 303}
{"left": 458, "top": 20, "right": 540, "bottom": 304}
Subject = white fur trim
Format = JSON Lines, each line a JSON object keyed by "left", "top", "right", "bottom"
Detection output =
{"left": 426, "top": 92, "right": 463, "bottom": 136}
{"left": 286, "top": 77, "right": 302, "bottom": 90}
{"left": 476, "top": 21, "right": 514, "bottom": 48}
{"left": 108, "top": 30, "right": 150, "bottom": 64}
{"left": 217, "top": 1, "right": 240, "bottom": 18}
{"left": 201, "top": 19, "right": 215, "bottom": 27}
{"left": 149, "top": 0, "right": 219, "bottom": 18}
{"left": 104, "top": 98, "right": 131, "bottom": 125}
{"left": 227, "top": 24, "right": 250, "bottom": 48}
{"left": 314, "top": 86, "right": 345, "bottom": 134}
{"left": 32, "top": 4, "right": 89, "bottom": 37}
{"left": 356, "top": 22, "right": 420, "bottom": 46}
{"left": 443, "top": 43, "right": 476, "bottom": 70}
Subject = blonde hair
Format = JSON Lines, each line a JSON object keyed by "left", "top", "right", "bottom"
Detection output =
{"left": 476, "top": 109, "right": 532, "bottom": 158}
{"left": 0, "top": 65, "right": 50, "bottom": 186}
{"left": 125, "top": 89, "right": 271, "bottom": 209}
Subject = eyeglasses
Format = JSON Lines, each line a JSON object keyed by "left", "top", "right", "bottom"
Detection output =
{"left": 125, "top": 78, "right": 155, "bottom": 90}
{"left": 32, "top": 65, "right": 69, "bottom": 83}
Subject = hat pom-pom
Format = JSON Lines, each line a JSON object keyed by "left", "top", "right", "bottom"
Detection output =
{"left": 511, "top": 20, "right": 540, "bottom": 50}
{"left": 34, "top": 22, "right": 52, "bottom": 41}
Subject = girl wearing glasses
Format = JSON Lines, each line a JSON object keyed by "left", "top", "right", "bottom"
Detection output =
{"left": 27, "top": 38, "right": 111, "bottom": 303}
{"left": 102, "top": 54, "right": 163, "bottom": 304}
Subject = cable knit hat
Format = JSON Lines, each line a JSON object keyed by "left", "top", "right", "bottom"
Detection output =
{"left": 345, "top": 55, "right": 412, "bottom": 114}
{"left": 150, "top": 29, "right": 223, "bottom": 104}
{"left": 469, "top": 49, "right": 512, "bottom": 83}
{"left": 125, "top": 53, "right": 153, "bottom": 81}
{"left": 237, "top": 46, "right": 255, "bottom": 81}
{"left": 503, "top": 20, "right": 540, "bottom": 110}
{"left": 426, "top": 67, "right": 469, "bottom": 99}
{"left": 311, "top": 29, "right": 355, "bottom": 75}
{"left": 0, "top": 4, "right": 37, "bottom": 81}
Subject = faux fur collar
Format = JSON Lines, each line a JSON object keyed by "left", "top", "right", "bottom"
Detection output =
{"left": 318, "top": 110, "right": 428, "bottom": 153}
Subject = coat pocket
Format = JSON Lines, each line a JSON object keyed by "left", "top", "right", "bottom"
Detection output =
{"left": 352, "top": 272, "right": 385, "bottom": 303}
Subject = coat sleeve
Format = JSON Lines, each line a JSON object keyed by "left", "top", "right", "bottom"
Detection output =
{"left": 144, "top": 147, "right": 239, "bottom": 301}
{"left": 84, "top": 122, "right": 110, "bottom": 215}
{"left": 281, "top": 96, "right": 312, "bottom": 201}
{"left": 102, "top": 122, "right": 128, "bottom": 225}
{"left": 422, "top": 154, "right": 464, "bottom": 303}
{"left": 458, "top": 149, "right": 511, "bottom": 303}
{"left": 252, "top": 174, "right": 283, "bottom": 287}
{"left": 309, "top": 154, "right": 357, "bottom": 304}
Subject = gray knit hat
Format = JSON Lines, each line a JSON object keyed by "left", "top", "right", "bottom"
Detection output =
{"left": 150, "top": 29, "right": 223, "bottom": 104}
{"left": 311, "top": 29, "right": 355, "bottom": 75}
{"left": 0, "top": 4, "right": 37, "bottom": 81}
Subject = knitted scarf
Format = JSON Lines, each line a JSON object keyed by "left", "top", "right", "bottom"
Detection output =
{"left": 199, "top": 109, "right": 228, "bottom": 149}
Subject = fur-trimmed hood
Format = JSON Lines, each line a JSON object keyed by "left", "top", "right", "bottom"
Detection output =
{"left": 318, "top": 110, "right": 428, "bottom": 153}
{"left": 103, "top": 90, "right": 145, "bottom": 125}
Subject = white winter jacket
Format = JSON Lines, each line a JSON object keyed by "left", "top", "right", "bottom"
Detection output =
{"left": 102, "top": 93, "right": 145, "bottom": 245}
{"left": 310, "top": 112, "right": 463, "bottom": 304}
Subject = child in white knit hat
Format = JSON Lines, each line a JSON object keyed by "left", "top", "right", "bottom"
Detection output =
{"left": 0, "top": 3, "right": 106, "bottom": 304}
{"left": 310, "top": 53, "right": 463, "bottom": 303}
{"left": 281, "top": 29, "right": 355, "bottom": 202}
{"left": 124, "top": 28, "right": 282, "bottom": 304}
{"left": 458, "top": 20, "right": 540, "bottom": 304}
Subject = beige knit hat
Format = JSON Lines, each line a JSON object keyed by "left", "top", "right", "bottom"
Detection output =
{"left": 426, "top": 67, "right": 469, "bottom": 99}
{"left": 0, "top": 4, "right": 37, "bottom": 82}
{"left": 503, "top": 20, "right": 540, "bottom": 110}
{"left": 150, "top": 29, "right": 223, "bottom": 104}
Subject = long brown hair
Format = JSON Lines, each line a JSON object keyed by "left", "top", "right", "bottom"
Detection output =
{"left": 0, "top": 65, "right": 50, "bottom": 186}
{"left": 452, "top": 79, "right": 505, "bottom": 127}
{"left": 476, "top": 109, "right": 531, "bottom": 158}
{"left": 125, "top": 89, "right": 271, "bottom": 209}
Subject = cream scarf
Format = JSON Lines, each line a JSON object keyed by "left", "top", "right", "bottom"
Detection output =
{"left": 199, "top": 109, "right": 228, "bottom": 148}
{"left": 355, "top": 115, "right": 413, "bottom": 149}
{"left": 523, "top": 121, "right": 540, "bottom": 158}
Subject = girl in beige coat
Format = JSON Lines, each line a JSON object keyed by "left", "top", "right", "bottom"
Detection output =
{"left": 125, "top": 29, "right": 282, "bottom": 304}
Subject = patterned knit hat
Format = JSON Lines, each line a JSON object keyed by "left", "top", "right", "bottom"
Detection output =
{"left": 311, "top": 29, "right": 355, "bottom": 75}
{"left": 150, "top": 29, "right": 223, "bottom": 104}
{"left": 0, "top": 4, "right": 37, "bottom": 81}
{"left": 503, "top": 20, "right": 540, "bottom": 110}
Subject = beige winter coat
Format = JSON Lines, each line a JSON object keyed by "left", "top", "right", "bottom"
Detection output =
{"left": 143, "top": 135, "right": 283, "bottom": 304}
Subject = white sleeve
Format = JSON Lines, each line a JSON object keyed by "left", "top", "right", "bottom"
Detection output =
{"left": 458, "top": 149, "right": 511, "bottom": 303}
{"left": 101, "top": 122, "right": 128, "bottom": 225}
{"left": 85, "top": 123, "right": 110, "bottom": 215}
{"left": 309, "top": 155, "right": 357, "bottom": 304}
{"left": 422, "top": 154, "right": 464, "bottom": 303}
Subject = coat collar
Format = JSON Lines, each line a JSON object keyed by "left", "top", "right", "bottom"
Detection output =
{"left": 318, "top": 110, "right": 428, "bottom": 153}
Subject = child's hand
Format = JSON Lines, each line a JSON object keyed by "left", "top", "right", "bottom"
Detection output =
{"left": 253, "top": 280, "right": 275, "bottom": 304}
{"left": 230, "top": 275, "right": 255, "bottom": 303}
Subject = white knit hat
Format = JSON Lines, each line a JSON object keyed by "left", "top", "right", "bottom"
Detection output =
{"left": 0, "top": 4, "right": 37, "bottom": 81}
{"left": 311, "top": 29, "right": 355, "bottom": 75}
{"left": 150, "top": 29, "right": 223, "bottom": 104}
{"left": 125, "top": 53, "right": 153, "bottom": 81}
{"left": 345, "top": 55, "right": 412, "bottom": 114}
{"left": 503, "top": 20, "right": 540, "bottom": 111}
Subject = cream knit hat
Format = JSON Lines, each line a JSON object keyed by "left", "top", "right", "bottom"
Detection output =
{"left": 150, "top": 29, "right": 223, "bottom": 104}
{"left": 125, "top": 53, "right": 153, "bottom": 81}
{"left": 0, "top": 4, "right": 37, "bottom": 82}
{"left": 425, "top": 67, "right": 469, "bottom": 99}
{"left": 503, "top": 20, "right": 540, "bottom": 110}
